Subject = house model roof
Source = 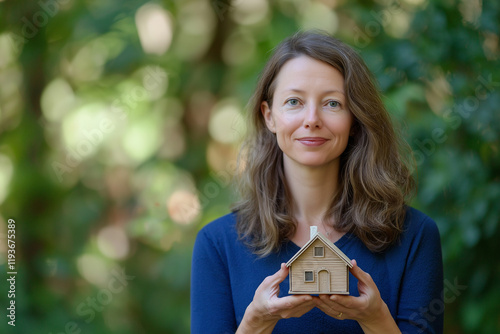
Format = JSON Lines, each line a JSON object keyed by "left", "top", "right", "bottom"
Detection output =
{"left": 285, "top": 231, "right": 353, "bottom": 268}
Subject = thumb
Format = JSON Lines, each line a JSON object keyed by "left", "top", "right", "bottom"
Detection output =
{"left": 268, "top": 263, "right": 289, "bottom": 286}
{"left": 349, "top": 259, "right": 371, "bottom": 283}
{"left": 351, "top": 260, "right": 376, "bottom": 288}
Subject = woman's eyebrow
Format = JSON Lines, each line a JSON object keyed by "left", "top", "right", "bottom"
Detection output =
{"left": 283, "top": 88, "right": 345, "bottom": 95}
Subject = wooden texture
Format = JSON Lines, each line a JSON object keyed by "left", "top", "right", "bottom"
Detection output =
{"left": 286, "top": 232, "right": 352, "bottom": 294}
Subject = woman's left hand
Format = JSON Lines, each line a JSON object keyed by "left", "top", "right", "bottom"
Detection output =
{"left": 313, "top": 259, "right": 400, "bottom": 333}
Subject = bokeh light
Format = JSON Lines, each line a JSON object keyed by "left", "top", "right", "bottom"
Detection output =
{"left": 61, "top": 102, "right": 110, "bottom": 156}
{"left": 0, "top": 154, "right": 13, "bottom": 204}
{"left": 121, "top": 110, "right": 162, "bottom": 164}
{"left": 167, "top": 189, "right": 201, "bottom": 225}
{"left": 206, "top": 140, "right": 238, "bottom": 173}
{"left": 173, "top": 0, "right": 216, "bottom": 60}
{"left": 231, "top": 0, "right": 270, "bottom": 26}
{"left": 425, "top": 70, "right": 452, "bottom": 115}
{"left": 208, "top": 99, "right": 246, "bottom": 144}
{"left": 0, "top": 33, "right": 20, "bottom": 68}
{"left": 41, "top": 78, "right": 76, "bottom": 122}
{"left": 77, "top": 254, "right": 110, "bottom": 287}
{"left": 300, "top": 1, "right": 339, "bottom": 34}
{"left": 222, "top": 29, "right": 257, "bottom": 66}
{"left": 135, "top": 3, "right": 173, "bottom": 55}
{"left": 0, "top": 215, "right": 6, "bottom": 265}
{"left": 97, "top": 225, "right": 130, "bottom": 260}
{"left": 384, "top": 11, "right": 412, "bottom": 39}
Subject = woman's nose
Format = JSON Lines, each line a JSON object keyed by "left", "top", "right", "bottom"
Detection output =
{"left": 303, "top": 103, "right": 322, "bottom": 129}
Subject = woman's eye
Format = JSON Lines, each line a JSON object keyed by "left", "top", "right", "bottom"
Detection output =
{"left": 287, "top": 99, "right": 299, "bottom": 106}
{"left": 328, "top": 100, "right": 340, "bottom": 108}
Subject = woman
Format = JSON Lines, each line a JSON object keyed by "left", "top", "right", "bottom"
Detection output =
{"left": 191, "top": 31, "right": 443, "bottom": 334}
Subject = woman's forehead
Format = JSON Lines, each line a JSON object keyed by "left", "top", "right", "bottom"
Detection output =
{"left": 273, "top": 56, "right": 345, "bottom": 95}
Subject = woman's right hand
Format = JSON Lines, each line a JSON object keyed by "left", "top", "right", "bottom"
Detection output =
{"left": 236, "top": 263, "right": 316, "bottom": 334}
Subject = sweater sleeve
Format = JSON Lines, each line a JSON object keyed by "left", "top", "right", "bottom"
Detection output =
{"left": 191, "top": 226, "right": 237, "bottom": 334}
{"left": 397, "top": 214, "right": 444, "bottom": 334}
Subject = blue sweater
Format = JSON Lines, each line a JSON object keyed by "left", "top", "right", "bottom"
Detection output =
{"left": 191, "top": 207, "right": 443, "bottom": 333}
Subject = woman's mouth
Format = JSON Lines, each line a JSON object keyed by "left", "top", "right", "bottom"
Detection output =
{"left": 296, "top": 137, "right": 329, "bottom": 146}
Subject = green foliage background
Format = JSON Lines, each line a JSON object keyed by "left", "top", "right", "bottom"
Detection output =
{"left": 0, "top": 0, "right": 499, "bottom": 333}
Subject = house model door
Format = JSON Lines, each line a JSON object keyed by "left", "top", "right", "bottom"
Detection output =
{"left": 318, "top": 270, "right": 330, "bottom": 292}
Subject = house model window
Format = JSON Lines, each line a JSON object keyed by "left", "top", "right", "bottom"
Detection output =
{"left": 304, "top": 271, "right": 314, "bottom": 282}
{"left": 314, "top": 246, "right": 324, "bottom": 257}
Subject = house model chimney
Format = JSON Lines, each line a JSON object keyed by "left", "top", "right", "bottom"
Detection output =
{"left": 310, "top": 226, "right": 318, "bottom": 240}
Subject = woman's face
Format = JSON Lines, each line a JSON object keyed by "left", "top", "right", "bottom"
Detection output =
{"left": 261, "top": 55, "right": 353, "bottom": 170}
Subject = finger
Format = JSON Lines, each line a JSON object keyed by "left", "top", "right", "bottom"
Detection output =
{"left": 284, "top": 294, "right": 313, "bottom": 304}
{"left": 314, "top": 295, "right": 348, "bottom": 311}
{"left": 273, "top": 263, "right": 289, "bottom": 284}
{"left": 269, "top": 294, "right": 313, "bottom": 312}
{"left": 278, "top": 297, "right": 316, "bottom": 319}
{"left": 314, "top": 295, "right": 348, "bottom": 317}
{"left": 349, "top": 259, "right": 374, "bottom": 286}
{"left": 314, "top": 295, "right": 334, "bottom": 309}
{"left": 262, "top": 263, "right": 289, "bottom": 288}
{"left": 277, "top": 263, "right": 289, "bottom": 281}
{"left": 329, "top": 294, "right": 362, "bottom": 309}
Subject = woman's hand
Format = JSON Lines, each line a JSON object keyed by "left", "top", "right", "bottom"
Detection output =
{"left": 313, "top": 259, "right": 400, "bottom": 334}
{"left": 237, "top": 263, "right": 316, "bottom": 334}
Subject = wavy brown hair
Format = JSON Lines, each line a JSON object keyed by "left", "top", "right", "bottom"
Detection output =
{"left": 232, "top": 31, "right": 415, "bottom": 256}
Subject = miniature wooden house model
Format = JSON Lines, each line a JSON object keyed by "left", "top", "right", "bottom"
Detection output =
{"left": 286, "top": 226, "right": 352, "bottom": 294}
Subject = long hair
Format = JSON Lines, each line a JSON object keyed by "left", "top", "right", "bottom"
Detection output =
{"left": 232, "top": 31, "right": 415, "bottom": 256}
